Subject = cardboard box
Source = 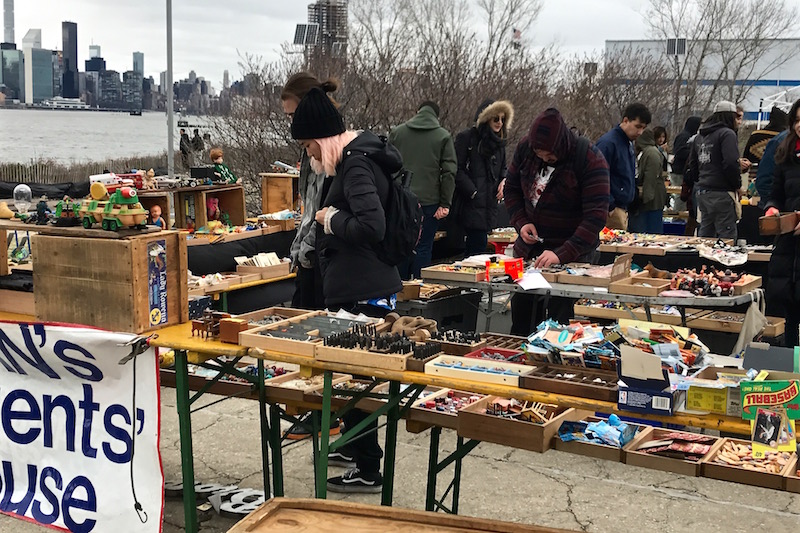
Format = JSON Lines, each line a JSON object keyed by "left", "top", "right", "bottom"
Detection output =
{"left": 554, "top": 416, "right": 648, "bottom": 462}
{"left": 681, "top": 367, "right": 749, "bottom": 416}
{"left": 425, "top": 355, "right": 534, "bottom": 387}
{"left": 457, "top": 397, "right": 589, "bottom": 453}
{"left": 759, "top": 213, "right": 798, "bottom": 235}
{"left": 624, "top": 426, "right": 721, "bottom": 477}
{"left": 617, "top": 345, "right": 681, "bottom": 415}
{"left": 743, "top": 343, "right": 800, "bottom": 373}
{"left": 701, "top": 438, "right": 797, "bottom": 490}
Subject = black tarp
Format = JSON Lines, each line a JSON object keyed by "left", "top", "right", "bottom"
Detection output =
{"left": 187, "top": 230, "right": 296, "bottom": 275}
{"left": 0, "top": 181, "right": 90, "bottom": 200}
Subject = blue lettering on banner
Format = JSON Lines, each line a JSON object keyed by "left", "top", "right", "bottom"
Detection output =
{"left": 147, "top": 240, "right": 168, "bottom": 326}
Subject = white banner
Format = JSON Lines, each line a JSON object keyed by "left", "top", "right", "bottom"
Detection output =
{"left": 0, "top": 321, "right": 163, "bottom": 533}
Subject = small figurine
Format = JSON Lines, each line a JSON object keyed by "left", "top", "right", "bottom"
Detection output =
{"left": 36, "top": 196, "right": 50, "bottom": 225}
{"left": 149, "top": 204, "right": 167, "bottom": 228}
{"left": 210, "top": 147, "right": 240, "bottom": 184}
{"left": 144, "top": 168, "right": 157, "bottom": 190}
{"left": 207, "top": 197, "right": 221, "bottom": 221}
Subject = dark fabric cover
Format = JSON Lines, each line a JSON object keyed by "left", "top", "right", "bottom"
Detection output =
{"left": 187, "top": 230, "right": 296, "bottom": 275}
{"left": 0, "top": 181, "right": 90, "bottom": 200}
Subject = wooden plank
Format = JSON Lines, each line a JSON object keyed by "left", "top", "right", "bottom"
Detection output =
{"left": 231, "top": 497, "right": 573, "bottom": 533}
{"left": 0, "top": 289, "right": 35, "bottom": 315}
{"left": 0, "top": 219, "right": 161, "bottom": 239}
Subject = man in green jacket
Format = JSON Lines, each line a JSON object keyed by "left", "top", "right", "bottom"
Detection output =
{"left": 630, "top": 129, "right": 667, "bottom": 234}
{"left": 389, "top": 101, "right": 457, "bottom": 278}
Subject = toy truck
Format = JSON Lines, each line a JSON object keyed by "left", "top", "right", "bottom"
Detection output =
{"left": 79, "top": 185, "right": 148, "bottom": 231}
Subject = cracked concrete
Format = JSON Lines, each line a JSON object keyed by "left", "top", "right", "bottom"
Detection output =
{"left": 2, "top": 389, "right": 800, "bottom": 532}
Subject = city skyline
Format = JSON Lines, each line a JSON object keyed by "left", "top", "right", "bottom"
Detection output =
{"left": 4, "top": 0, "right": 654, "bottom": 88}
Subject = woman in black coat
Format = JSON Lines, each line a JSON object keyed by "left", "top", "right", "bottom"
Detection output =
{"left": 764, "top": 98, "right": 800, "bottom": 347}
{"left": 453, "top": 99, "right": 514, "bottom": 257}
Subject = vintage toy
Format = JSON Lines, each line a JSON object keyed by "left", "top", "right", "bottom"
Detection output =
{"left": 79, "top": 183, "right": 149, "bottom": 231}
{"left": 191, "top": 310, "right": 232, "bottom": 339}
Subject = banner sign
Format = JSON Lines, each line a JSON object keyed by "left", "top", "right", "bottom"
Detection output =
{"left": 0, "top": 321, "right": 163, "bottom": 533}
{"left": 148, "top": 240, "right": 168, "bottom": 327}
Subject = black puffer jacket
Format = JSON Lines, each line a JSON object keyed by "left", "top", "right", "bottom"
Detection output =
{"left": 453, "top": 99, "right": 513, "bottom": 231}
{"left": 316, "top": 131, "right": 403, "bottom": 306}
{"left": 765, "top": 144, "right": 800, "bottom": 315}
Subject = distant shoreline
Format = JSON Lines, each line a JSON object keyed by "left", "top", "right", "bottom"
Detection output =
{"left": 0, "top": 106, "right": 155, "bottom": 114}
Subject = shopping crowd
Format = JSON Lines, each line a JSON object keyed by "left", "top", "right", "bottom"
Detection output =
{"left": 278, "top": 70, "right": 800, "bottom": 496}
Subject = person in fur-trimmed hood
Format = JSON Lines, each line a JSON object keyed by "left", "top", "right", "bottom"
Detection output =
{"left": 453, "top": 99, "right": 514, "bottom": 257}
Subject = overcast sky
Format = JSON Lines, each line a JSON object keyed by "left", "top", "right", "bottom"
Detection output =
{"left": 7, "top": 0, "right": 646, "bottom": 89}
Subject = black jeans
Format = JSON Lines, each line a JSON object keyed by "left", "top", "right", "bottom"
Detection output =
{"left": 334, "top": 302, "right": 390, "bottom": 474}
{"left": 291, "top": 263, "right": 325, "bottom": 310}
{"left": 510, "top": 293, "right": 575, "bottom": 336}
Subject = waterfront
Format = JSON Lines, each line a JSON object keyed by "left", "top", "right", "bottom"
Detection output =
{"left": 0, "top": 108, "right": 210, "bottom": 164}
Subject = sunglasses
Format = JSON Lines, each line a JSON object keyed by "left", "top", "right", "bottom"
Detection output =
{"left": 492, "top": 116, "right": 505, "bottom": 124}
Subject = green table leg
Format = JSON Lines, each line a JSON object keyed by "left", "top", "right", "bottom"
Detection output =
{"left": 220, "top": 292, "right": 228, "bottom": 312}
{"left": 425, "top": 426, "right": 442, "bottom": 511}
{"left": 311, "top": 410, "right": 320, "bottom": 497}
{"left": 381, "top": 380, "right": 401, "bottom": 506}
{"left": 315, "top": 371, "right": 333, "bottom": 498}
{"left": 269, "top": 404, "right": 284, "bottom": 496}
{"left": 174, "top": 349, "right": 198, "bottom": 533}
{"left": 257, "top": 360, "right": 271, "bottom": 499}
{"left": 452, "top": 436, "right": 464, "bottom": 515}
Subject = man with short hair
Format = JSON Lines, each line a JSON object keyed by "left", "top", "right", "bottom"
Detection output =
{"left": 389, "top": 101, "right": 457, "bottom": 278}
{"left": 596, "top": 103, "right": 652, "bottom": 230}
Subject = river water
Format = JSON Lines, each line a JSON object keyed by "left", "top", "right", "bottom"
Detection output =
{"left": 0, "top": 109, "right": 210, "bottom": 164}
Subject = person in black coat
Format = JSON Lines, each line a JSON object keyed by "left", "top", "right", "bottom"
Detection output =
{"left": 453, "top": 99, "right": 514, "bottom": 257}
{"left": 764, "top": 98, "right": 800, "bottom": 347}
{"left": 291, "top": 86, "right": 403, "bottom": 494}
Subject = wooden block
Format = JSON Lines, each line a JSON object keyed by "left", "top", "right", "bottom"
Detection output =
{"left": 33, "top": 231, "right": 187, "bottom": 333}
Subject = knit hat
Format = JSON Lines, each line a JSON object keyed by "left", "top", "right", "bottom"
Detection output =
{"left": 291, "top": 87, "right": 345, "bottom": 140}
{"left": 529, "top": 108, "right": 571, "bottom": 162}
{"left": 713, "top": 100, "right": 737, "bottom": 113}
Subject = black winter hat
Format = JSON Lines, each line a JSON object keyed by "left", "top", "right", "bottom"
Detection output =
{"left": 291, "top": 87, "right": 345, "bottom": 140}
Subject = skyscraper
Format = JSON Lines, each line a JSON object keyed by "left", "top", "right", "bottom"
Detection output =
{"left": 3, "top": 0, "right": 13, "bottom": 45}
{"left": 61, "top": 21, "right": 78, "bottom": 98}
{"left": 0, "top": 47, "right": 24, "bottom": 100}
{"left": 133, "top": 51, "right": 143, "bottom": 75}
{"left": 21, "top": 28, "right": 39, "bottom": 49}
{"left": 89, "top": 44, "right": 101, "bottom": 58}
{"left": 24, "top": 47, "right": 54, "bottom": 103}
{"left": 223, "top": 70, "right": 229, "bottom": 90}
{"left": 307, "top": 0, "right": 348, "bottom": 58}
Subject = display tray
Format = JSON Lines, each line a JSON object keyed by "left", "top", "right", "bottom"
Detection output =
{"left": 732, "top": 275, "right": 762, "bottom": 295}
{"left": 558, "top": 254, "right": 632, "bottom": 288}
{"left": 786, "top": 471, "right": 800, "bottom": 494}
{"left": 553, "top": 416, "right": 648, "bottom": 462}
{"left": 235, "top": 306, "right": 314, "bottom": 324}
{"left": 437, "top": 339, "right": 487, "bottom": 356}
{"left": 687, "top": 311, "right": 786, "bottom": 337}
{"left": 463, "top": 346, "right": 526, "bottom": 363}
{"left": 406, "top": 389, "right": 485, "bottom": 431}
{"left": 159, "top": 361, "right": 276, "bottom": 399}
{"left": 481, "top": 332, "right": 527, "bottom": 351}
{"left": 597, "top": 242, "right": 677, "bottom": 256}
{"left": 573, "top": 303, "right": 636, "bottom": 321}
{"left": 759, "top": 213, "right": 798, "bottom": 235}
{"left": 701, "top": 438, "right": 797, "bottom": 490}
{"left": 421, "top": 264, "right": 486, "bottom": 283}
{"left": 314, "top": 344, "right": 411, "bottom": 372}
{"left": 236, "top": 262, "right": 292, "bottom": 281}
{"left": 424, "top": 355, "right": 534, "bottom": 387}
{"left": 518, "top": 364, "right": 618, "bottom": 402}
{"left": 457, "top": 397, "right": 588, "bottom": 453}
{"left": 263, "top": 371, "right": 352, "bottom": 404}
{"left": 239, "top": 311, "right": 327, "bottom": 357}
{"left": 608, "top": 274, "right": 671, "bottom": 297}
{"left": 624, "top": 427, "right": 722, "bottom": 477}
{"left": 406, "top": 353, "right": 442, "bottom": 373}
{"left": 631, "top": 307, "right": 708, "bottom": 326}
{"left": 304, "top": 379, "right": 394, "bottom": 413}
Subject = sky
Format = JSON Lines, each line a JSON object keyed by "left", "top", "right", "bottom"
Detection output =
{"left": 6, "top": 0, "right": 647, "bottom": 90}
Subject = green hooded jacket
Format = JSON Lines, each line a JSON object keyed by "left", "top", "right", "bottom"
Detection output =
{"left": 389, "top": 106, "right": 457, "bottom": 208}
{"left": 636, "top": 129, "right": 667, "bottom": 212}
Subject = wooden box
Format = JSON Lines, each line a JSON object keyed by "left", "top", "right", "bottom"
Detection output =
{"left": 481, "top": 332, "right": 527, "bottom": 351}
{"left": 175, "top": 184, "right": 246, "bottom": 229}
{"left": 235, "top": 306, "right": 313, "bottom": 324}
{"left": 315, "top": 344, "right": 411, "bottom": 371}
{"left": 263, "top": 371, "right": 352, "bottom": 404}
{"left": 421, "top": 264, "right": 486, "bottom": 283}
{"left": 33, "top": 230, "right": 188, "bottom": 334}
{"left": 261, "top": 219, "right": 296, "bottom": 232}
{"left": 701, "top": 438, "right": 797, "bottom": 490}
{"left": 137, "top": 190, "right": 172, "bottom": 229}
{"left": 687, "top": 310, "right": 785, "bottom": 337}
{"left": 239, "top": 312, "right": 326, "bottom": 357}
{"left": 260, "top": 173, "right": 298, "bottom": 214}
{"left": 406, "top": 352, "right": 443, "bottom": 373}
{"left": 573, "top": 303, "right": 635, "bottom": 321}
{"left": 558, "top": 254, "right": 632, "bottom": 288}
{"left": 229, "top": 497, "right": 571, "bottom": 533}
{"left": 519, "top": 364, "right": 618, "bottom": 402}
{"left": 624, "top": 426, "right": 721, "bottom": 477}
{"left": 609, "top": 273, "right": 671, "bottom": 297}
{"left": 457, "top": 397, "right": 589, "bottom": 453}
{"left": 759, "top": 213, "right": 798, "bottom": 235}
{"left": 786, "top": 471, "right": 800, "bottom": 494}
{"left": 463, "top": 346, "right": 526, "bottom": 363}
{"left": 236, "top": 262, "right": 292, "bottom": 281}
{"left": 732, "top": 274, "right": 762, "bottom": 295}
{"left": 553, "top": 416, "right": 648, "bottom": 462}
{"left": 0, "top": 289, "right": 35, "bottom": 316}
{"left": 406, "top": 389, "right": 485, "bottom": 431}
{"left": 424, "top": 355, "right": 533, "bottom": 387}
{"left": 437, "top": 338, "right": 487, "bottom": 356}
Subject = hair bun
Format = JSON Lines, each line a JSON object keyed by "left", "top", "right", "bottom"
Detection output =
{"left": 321, "top": 78, "right": 339, "bottom": 93}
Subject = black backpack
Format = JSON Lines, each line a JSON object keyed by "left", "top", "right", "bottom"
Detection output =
{"left": 369, "top": 164, "right": 423, "bottom": 266}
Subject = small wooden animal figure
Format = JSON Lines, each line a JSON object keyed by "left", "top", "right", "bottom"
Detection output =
{"left": 144, "top": 168, "right": 157, "bottom": 190}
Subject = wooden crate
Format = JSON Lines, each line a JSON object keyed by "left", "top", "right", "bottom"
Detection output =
{"left": 424, "top": 355, "right": 534, "bottom": 387}
{"left": 175, "top": 184, "right": 246, "bottom": 229}
{"left": 457, "top": 397, "right": 588, "bottom": 453}
{"left": 553, "top": 416, "right": 648, "bottom": 462}
{"left": 33, "top": 230, "right": 188, "bottom": 333}
{"left": 701, "top": 438, "right": 797, "bottom": 490}
{"left": 519, "top": 364, "right": 618, "bottom": 402}
{"left": 315, "top": 344, "right": 411, "bottom": 371}
{"left": 260, "top": 173, "right": 298, "bottom": 214}
{"left": 624, "top": 426, "right": 721, "bottom": 477}
{"left": 421, "top": 265, "right": 486, "bottom": 283}
{"left": 137, "top": 190, "right": 172, "bottom": 229}
{"left": 229, "top": 497, "right": 575, "bottom": 533}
